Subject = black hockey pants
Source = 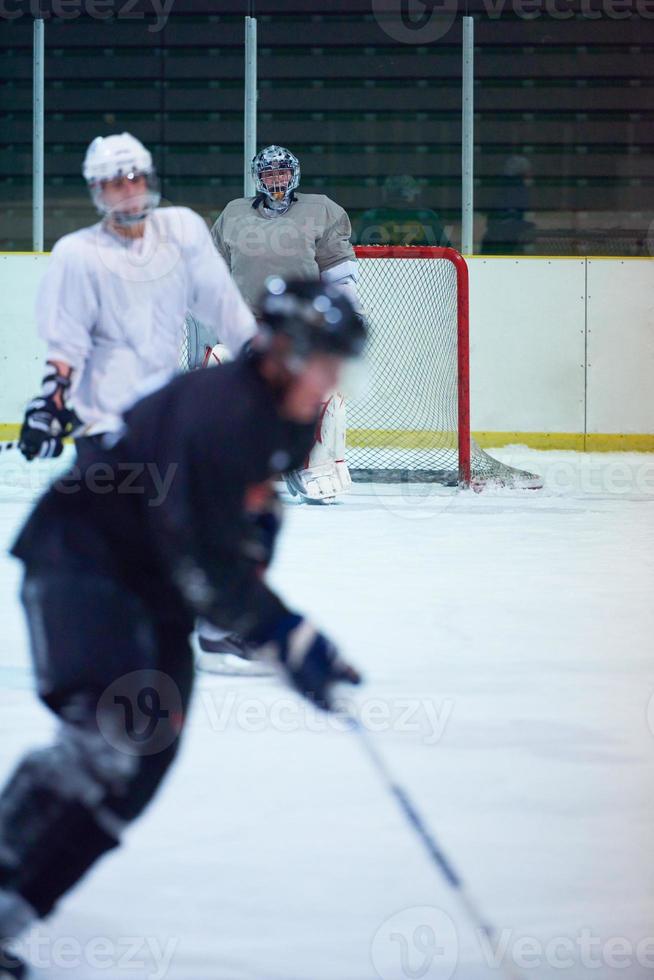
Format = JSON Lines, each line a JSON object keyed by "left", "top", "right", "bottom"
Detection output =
{"left": 0, "top": 569, "right": 194, "bottom": 919}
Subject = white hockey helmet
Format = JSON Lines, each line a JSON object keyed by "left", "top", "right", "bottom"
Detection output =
{"left": 83, "top": 132, "right": 160, "bottom": 225}
{"left": 251, "top": 145, "right": 300, "bottom": 204}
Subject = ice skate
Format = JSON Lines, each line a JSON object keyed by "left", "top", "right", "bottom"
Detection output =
{"left": 194, "top": 629, "right": 277, "bottom": 677}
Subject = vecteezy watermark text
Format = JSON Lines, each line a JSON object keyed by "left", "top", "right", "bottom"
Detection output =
{"left": 371, "top": 907, "right": 654, "bottom": 979}
{"left": 8, "top": 930, "right": 178, "bottom": 980}
{"left": 0, "top": 0, "right": 174, "bottom": 32}
{"left": 373, "top": 0, "right": 654, "bottom": 47}
{"left": 482, "top": 927, "right": 654, "bottom": 972}
{"left": 196, "top": 691, "right": 455, "bottom": 746}
{"left": 52, "top": 461, "right": 177, "bottom": 507}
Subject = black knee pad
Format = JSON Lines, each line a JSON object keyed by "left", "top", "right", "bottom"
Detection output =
{"left": 0, "top": 699, "right": 188, "bottom": 919}
{"left": 85, "top": 671, "right": 188, "bottom": 823}
{"left": 0, "top": 739, "right": 122, "bottom": 918}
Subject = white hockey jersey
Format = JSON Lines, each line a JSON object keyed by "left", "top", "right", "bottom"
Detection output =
{"left": 37, "top": 206, "right": 257, "bottom": 434}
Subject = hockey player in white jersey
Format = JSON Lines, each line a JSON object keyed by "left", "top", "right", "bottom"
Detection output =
{"left": 211, "top": 144, "right": 365, "bottom": 506}
{"left": 18, "top": 132, "right": 256, "bottom": 463}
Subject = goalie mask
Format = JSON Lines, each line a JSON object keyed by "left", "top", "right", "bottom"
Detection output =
{"left": 259, "top": 278, "right": 367, "bottom": 362}
{"left": 251, "top": 145, "right": 300, "bottom": 209}
{"left": 83, "top": 133, "right": 161, "bottom": 226}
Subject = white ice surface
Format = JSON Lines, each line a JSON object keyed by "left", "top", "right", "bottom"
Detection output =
{"left": 0, "top": 446, "right": 653, "bottom": 980}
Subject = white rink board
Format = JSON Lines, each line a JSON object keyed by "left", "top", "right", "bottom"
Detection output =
{"left": 0, "top": 254, "right": 48, "bottom": 422}
{"left": 468, "top": 257, "right": 587, "bottom": 434}
{"left": 0, "top": 253, "right": 652, "bottom": 441}
{"left": 586, "top": 259, "right": 654, "bottom": 435}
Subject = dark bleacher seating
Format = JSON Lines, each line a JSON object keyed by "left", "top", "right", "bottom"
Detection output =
{"left": 0, "top": 5, "right": 653, "bottom": 251}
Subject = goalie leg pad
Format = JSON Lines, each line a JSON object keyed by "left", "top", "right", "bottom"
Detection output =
{"left": 307, "top": 392, "right": 347, "bottom": 468}
{"left": 284, "top": 462, "right": 340, "bottom": 503}
{"left": 286, "top": 392, "right": 351, "bottom": 502}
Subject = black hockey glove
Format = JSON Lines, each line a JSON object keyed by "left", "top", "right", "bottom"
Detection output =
{"left": 19, "top": 365, "right": 77, "bottom": 461}
{"left": 251, "top": 613, "right": 362, "bottom": 710}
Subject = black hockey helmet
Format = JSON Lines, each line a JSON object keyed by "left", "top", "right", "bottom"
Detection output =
{"left": 258, "top": 278, "right": 367, "bottom": 360}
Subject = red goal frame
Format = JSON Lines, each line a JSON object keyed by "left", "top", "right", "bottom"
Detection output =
{"left": 353, "top": 246, "right": 471, "bottom": 485}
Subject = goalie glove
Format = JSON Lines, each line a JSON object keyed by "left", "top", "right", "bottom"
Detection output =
{"left": 250, "top": 613, "right": 362, "bottom": 710}
{"left": 19, "top": 364, "right": 78, "bottom": 461}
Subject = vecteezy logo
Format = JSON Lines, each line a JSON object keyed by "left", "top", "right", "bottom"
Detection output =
{"left": 114, "top": 686, "right": 169, "bottom": 743}
{"left": 371, "top": 906, "right": 459, "bottom": 980}
{"left": 402, "top": 0, "right": 436, "bottom": 30}
{"left": 372, "top": 0, "right": 459, "bottom": 45}
{"left": 97, "top": 669, "right": 183, "bottom": 757}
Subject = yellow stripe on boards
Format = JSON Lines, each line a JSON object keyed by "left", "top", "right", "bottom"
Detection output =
{"left": 584, "top": 434, "right": 654, "bottom": 452}
{"left": 347, "top": 429, "right": 654, "bottom": 453}
{"left": 473, "top": 432, "right": 585, "bottom": 450}
{"left": 347, "top": 429, "right": 458, "bottom": 449}
{"left": 475, "top": 432, "right": 654, "bottom": 452}
{"left": 1, "top": 424, "right": 652, "bottom": 454}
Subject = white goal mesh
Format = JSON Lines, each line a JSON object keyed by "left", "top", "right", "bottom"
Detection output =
{"left": 347, "top": 247, "right": 541, "bottom": 488}
{"left": 178, "top": 247, "right": 540, "bottom": 489}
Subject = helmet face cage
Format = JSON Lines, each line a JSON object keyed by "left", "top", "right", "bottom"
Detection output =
{"left": 89, "top": 170, "right": 160, "bottom": 226}
{"left": 252, "top": 145, "right": 301, "bottom": 203}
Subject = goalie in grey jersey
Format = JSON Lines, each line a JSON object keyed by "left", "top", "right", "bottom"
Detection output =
{"left": 211, "top": 144, "right": 366, "bottom": 506}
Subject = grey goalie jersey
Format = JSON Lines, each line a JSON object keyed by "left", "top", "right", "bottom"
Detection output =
{"left": 211, "top": 193, "right": 356, "bottom": 312}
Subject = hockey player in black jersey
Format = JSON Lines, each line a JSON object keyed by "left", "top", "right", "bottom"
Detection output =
{"left": 0, "top": 279, "right": 366, "bottom": 979}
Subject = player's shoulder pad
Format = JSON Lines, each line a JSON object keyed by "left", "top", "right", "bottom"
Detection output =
{"left": 222, "top": 197, "right": 251, "bottom": 211}
{"left": 208, "top": 198, "right": 249, "bottom": 226}
{"left": 155, "top": 205, "right": 207, "bottom": 232}
{"left": 217, "top": 198, "right": 253, "bottom": 226}
{"left": 299, "top": 192, "right": 347, "bottom": 217}
{"left": 50, "top": 225, "right": 98, "bottom": 261}
{"left": 212, "top": 199, "right": 255, "bottom": 235}
{"left": 152, "top": 206, "right": 214, "bottom": 252}
{"left": 296, "top": 192, "right": 329, "bottom": 206}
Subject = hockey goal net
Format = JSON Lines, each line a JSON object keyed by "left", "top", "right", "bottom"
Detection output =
{"left": 348, "top": 246, "right": 541, "bottom": 487}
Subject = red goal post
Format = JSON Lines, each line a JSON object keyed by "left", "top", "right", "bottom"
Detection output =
{"left": 349, "top": 245, "right": 540, "bottom": 488}
{"left": 180, "top": 245, "right": 540, "bottom": 489}
{"left": 354, "top": 245, "right": 471, "bottom": 484}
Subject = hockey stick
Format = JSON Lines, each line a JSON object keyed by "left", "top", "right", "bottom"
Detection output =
{"left": 342, "top": 712, "right": 523, "bottom": 980}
